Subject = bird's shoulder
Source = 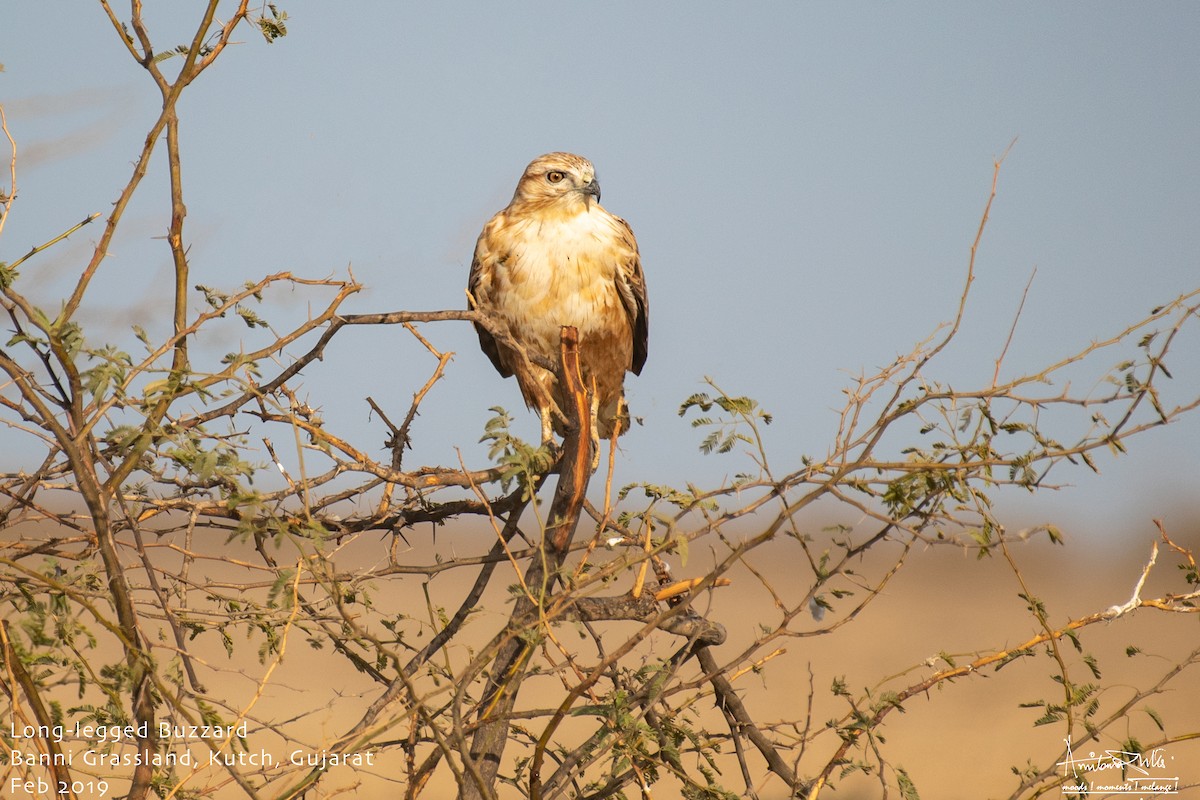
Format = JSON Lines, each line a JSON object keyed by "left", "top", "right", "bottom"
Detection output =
{"left": 468, "top": 208, "right": 513, "bottom": 295}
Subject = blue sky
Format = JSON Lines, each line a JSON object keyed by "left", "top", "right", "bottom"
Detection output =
{"left": 3, "top": 3, "right": 1198, "bottom": 541}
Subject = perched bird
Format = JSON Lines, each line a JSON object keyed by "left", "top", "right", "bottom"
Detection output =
{"left": 468, "top": 152, "right": 648, "bottom": 450}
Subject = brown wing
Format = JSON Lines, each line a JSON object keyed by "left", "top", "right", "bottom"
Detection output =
{"left": 613, "top": 216, "right": 649, "bottom": 375}
{"left": 467, "top": 214, "right": 512, "bottom": 378}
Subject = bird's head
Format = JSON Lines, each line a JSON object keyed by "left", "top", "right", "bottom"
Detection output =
{"left": 511, "top": 152, "right": 601, "bottom": 212}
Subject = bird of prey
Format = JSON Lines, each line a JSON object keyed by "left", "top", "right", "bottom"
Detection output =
{"left": 468, "top": 152, "right": 648, "bottom": 451}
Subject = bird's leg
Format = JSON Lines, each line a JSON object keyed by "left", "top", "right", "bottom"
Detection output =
{"left": 588, "top": 382, "right": 601, "bottom": 472}
{"left": 539, "top": 405, "right": 555, "bottom": 448}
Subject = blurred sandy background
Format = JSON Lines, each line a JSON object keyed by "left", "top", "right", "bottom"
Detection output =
{"left": 11, "top": 508, "right": 1188, "bottom": 800}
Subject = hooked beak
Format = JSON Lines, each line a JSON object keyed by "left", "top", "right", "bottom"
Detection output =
{"left": 581, "top": 178, "right": 601, "bottom": 206}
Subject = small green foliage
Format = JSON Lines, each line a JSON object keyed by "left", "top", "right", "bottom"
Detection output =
{"left": 153, "top": 43, "right": 215, "bottom": 64}
{"left": 153, "top": 45, "right": 185, "bottom": 63}
{"left": 479, "top": 407, "right": 555, "bottom": 494}
{"left": 53, "top": 320, "right": 84, "bottom": 359}
{"left": 257, "top": 4, "right": 289, "bottom": 42}
{"left": 1118, "top": 737, "right": 1145, "bottom": 764}
{"left": 236, "top": 306, "right": 270, "bottom": 328}
{"left": 1021, "top": 677, "right": 1100, "bottom": 728}
{"left": 678, "top": 391, "right": 772, "bottom": 425}
{"left": 82, "top": 345, "right": 133, "bottom": 400}
{"left": 569, "top": 668, "right": 739, "bottom": 799}
{"left": 165, "top": 433, "right": 256, "bottom": 488}
{"left": 966, "top": 523, "right": 995, "bottom": 556}
{"left": 195, "top": 283, "right": 272, "bottom": 330}
{"left": 1145, "top": 707, "right": 1164, "bottom": 731}
{"left": 1026, "top": 704, "right": 1062, "bottom": 727}
{"left": 896, "top": 766, "right": 921, "bottom": 800}
{"left": 678, "top": 385, "right": 772, "bottom": 456}
{"left": 196, "top": 284, "right": 228, "bottom": 309}
{"left": 618, "top": 482, "right": 715, "bottom": 512}
{"left": 873, "top": 691, "right": 906, "bottom": 715}
{"left": 993, "top": 649, "right": 1033, "bottom": 671}
{"left": 672, "top": 533, "right": 689, "bottom": 566}
{"left": 221, "top": 351, "right": 263, "bottom": 379}
{"left": 6, "top": 330, "right": 45, "bottom": 349}
{"left": 131, "top": 324, "right": 151, "bottom": 347}
{"left": 681, "top": 783, "right": 739, "bottom": 800}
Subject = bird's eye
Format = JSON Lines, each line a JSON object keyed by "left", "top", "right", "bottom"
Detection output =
{"left": 546, "top": 171, "right": 566, "bottom": 184}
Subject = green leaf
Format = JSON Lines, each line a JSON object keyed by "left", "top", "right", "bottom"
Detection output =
{"left": 569, "top": 704, "right": 610, "bottom": 718}
{"left": 677, "top": 392, "right": 713, "bottom": 416}
{"left": 896, "top": 767, "right": 921, "bottom": 800}
{"left": 257, "top": 4, "right": 289, "bottom": 42}
{"left": 674, "top": 534, "right": 689, "bottom": 567}
{"left": 236, "top": 306, "right": 270, "bottom": 328}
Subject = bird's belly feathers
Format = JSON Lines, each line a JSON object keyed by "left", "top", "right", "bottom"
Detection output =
{"left": 489, "top": 221, "right": 630, "bottom": 357}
